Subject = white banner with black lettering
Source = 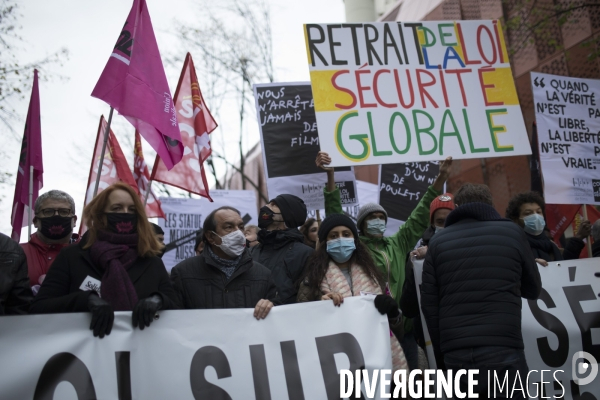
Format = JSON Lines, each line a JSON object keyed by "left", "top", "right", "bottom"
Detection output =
{"left": 0, "top": 297, "right": 392, "bottom": 400}
{"left": 414, "top": 258, "right": 600, "bottom": 399}
{"left": 159, "top": 191, "right": 257, "bottom": 272}
{"left": 531, "top": 72, "right": 600, "bottom": 205}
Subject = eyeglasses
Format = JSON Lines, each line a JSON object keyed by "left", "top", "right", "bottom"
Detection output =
{"left": 38, "top": 208, "right": 72, "bottom": 217}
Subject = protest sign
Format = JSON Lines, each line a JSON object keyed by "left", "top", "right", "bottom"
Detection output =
{"left": 304, "top": 20, "right": 531, "bottom": 167}
{"left": 159, "top": 190, "right": 257, "bottom": 272}
{"left": 414, "top": 258, "right": 600, "bottom": 399}
{"left": 379, "top": 162, "right": 439, "bottom": 235}
{"left": 531, "top": 72, "right": 600, "bottom": 205}
{"left": 253, "top": 82, "right": 357, "bottom": 210}
{"left": 0, "top": 298, "right": 392, "bottom": 400}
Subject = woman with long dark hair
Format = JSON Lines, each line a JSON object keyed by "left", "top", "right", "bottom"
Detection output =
{"left": 31, "top": 182, "right": 178, "bottom": 338}
{"left": 297, "top": 214, "right": 408, "bottom": 374}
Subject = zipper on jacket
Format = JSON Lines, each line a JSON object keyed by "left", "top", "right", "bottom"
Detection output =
{"left": 374, "top": 243, "right": 392, "bottom": 295}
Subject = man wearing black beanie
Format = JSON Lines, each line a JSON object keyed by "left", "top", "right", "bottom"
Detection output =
{"left": 251, "top": 194, "right": 314, "bottom": 304}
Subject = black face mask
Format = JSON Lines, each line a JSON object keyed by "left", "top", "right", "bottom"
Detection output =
{"left": 106, "top": 213, "right": 138, "bottom": 234}
{"left": 258, "top": 206, "right": 281, "bottom": 229}
{"left": 39, "top": 215, "right": 73, "bottom": 240}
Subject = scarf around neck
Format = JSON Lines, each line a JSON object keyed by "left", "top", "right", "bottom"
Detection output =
{"left": 89, "top": 230, "right": 139, "bottom": 311}
{"left": 525, "top": 232, "right": 563, "bottom": 262}
{"left": 320, "top": 261, "right": 409, "bottom": 374}
{"left": 206, "top": 246, "right": 243, "bottom": 280}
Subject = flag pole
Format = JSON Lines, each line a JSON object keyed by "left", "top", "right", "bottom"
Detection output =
{"left": 143, "top": 179, "right": 153, "bottom": 207}
{"left": 582, "top": 204, "right": 593, "bottom": 258}
{"left": 93, "top": 107, "right": 114, "bottom": 198}
{"left": 28, "top": 165, "right": 33, "bottom": 239}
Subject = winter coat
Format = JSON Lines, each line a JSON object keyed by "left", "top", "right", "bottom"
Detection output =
{"left": 0, "top": 233, "right": 33, "bottom": 315}
{"left": 250, "top": 229, "right": 313, "bottom": 304}
{"left": 171, "top": 248, "right": 278, "bottom": 309}
{"left": 320, "top": 260, "right": 408, "bottom": 373}
{"left": 325, "top": 185, "right": 440, "bottom": 333}
{"left": 562, "top": 237, "right": 586, "bottom": 260}
{"left": 21, "top": 232, "right": 78, "bottom": 287}
{"left": 421, "top": 203, "right": 541, "bottom": 355}
{"left": 30, "top": 240, "right": 177, "bottom": 314}
{"left": 593, "top": 241, "right": 600, "bottom": 258}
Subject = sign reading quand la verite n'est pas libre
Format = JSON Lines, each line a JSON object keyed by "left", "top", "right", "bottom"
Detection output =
{"left": 304, "top": 20, "right": 531, "bottom": 167}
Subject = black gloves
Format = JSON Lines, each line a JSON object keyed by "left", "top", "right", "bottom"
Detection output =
{"left": 132, "top": 295, "right": 163, "bottom": 330}
{"left": 88, "top": 293, "right": 114, "bottom": 338}
{"left": 374, "top": 294, "right": 400, "bottom": 319}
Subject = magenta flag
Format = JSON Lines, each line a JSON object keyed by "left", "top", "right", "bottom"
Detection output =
{"left": 91, "top": 0, "right": 183, "bottom": 170}
{"left": 11, "top": 70, "right": 44, "bottom": 242}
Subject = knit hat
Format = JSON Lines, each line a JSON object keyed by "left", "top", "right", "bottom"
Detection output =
{"left": 318, "top": 214, "right": 359, "bottom": 243}
{"left": 356, "top": 203, "right": 388, "bottom": 231}
{"left": 429, "top": 193, "right": 455, "bottom": 224}
{"left": 271, "top": 194, "right": 307, "bottom": 229}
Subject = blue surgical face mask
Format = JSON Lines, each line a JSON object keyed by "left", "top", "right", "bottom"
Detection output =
{"left": 434, "top": 225, "right": 444, "bottom": 233}
{"left": 326, "top": 238, "right": 356, "bottom": 263}
{"left": 522, "top": 213, "right": 545, "bottom": 236}
{"left": 366, "top": 219, "right": 386, "bottom": 235}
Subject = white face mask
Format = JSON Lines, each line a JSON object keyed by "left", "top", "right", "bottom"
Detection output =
{"left": 212, "top": 229, "right": 246, "bottom": 257}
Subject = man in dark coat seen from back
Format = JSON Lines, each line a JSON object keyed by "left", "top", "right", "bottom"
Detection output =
{"left": 421, "top": 183, "right": 541, "bottom": 399}
{"left": 251, "top": 194, "right": 314, "bottom": 304}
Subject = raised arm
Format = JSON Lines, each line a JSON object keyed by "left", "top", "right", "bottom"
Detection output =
{"left": 316, "top": 151, "right": 343, "bottom": 216}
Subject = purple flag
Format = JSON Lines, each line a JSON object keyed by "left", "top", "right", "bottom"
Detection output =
{"left": 91, "top": 0, "right": 183, "bottom": 170}
{"left": 11, "top": 70, "right": 44, "bottom": 242}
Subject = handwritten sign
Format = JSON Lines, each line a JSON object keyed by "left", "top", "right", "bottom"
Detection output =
{"left": 379, "top": 162, "right": 439, "bottom": 222}
{"left": 304, "top": 20, "right": 531, "bottom": 167}
{"left": 253, "top": 82, "right": 357, "bottom": 210}
{"left": 531, "top": 72, "right": 600, "bottom": 205}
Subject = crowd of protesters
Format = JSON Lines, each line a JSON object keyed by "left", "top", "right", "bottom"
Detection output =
{"left": 1, "top": 152, "right": 599, "bottom": 398}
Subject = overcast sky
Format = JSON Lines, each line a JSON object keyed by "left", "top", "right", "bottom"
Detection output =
{"left": 0, "top": 0, "right": 345, "bottom": 239}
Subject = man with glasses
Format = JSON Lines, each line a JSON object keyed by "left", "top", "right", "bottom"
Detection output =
{"left": 20, "top": 190, "right": 79, "bottom": 292}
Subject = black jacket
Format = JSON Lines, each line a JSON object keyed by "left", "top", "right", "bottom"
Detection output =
{"left": 0, "top": 233, "right": 33, "bottom": 315}
{"left": 594, "top": 241, "right": 600, "bottom": 258}
{"left": 421, "top": 203, "right": 541, "bottom": 354}
{"left": 251, "top": 229, "right": 313, "bottom": 304}
{"left": 562, "top": 237, "right": 586, "bottom": 260}
{"left": 30, "top": 241, "right": 178, "bottom": 314}
{"left": 170, "top": 248, "right": 278, "bottom": 309}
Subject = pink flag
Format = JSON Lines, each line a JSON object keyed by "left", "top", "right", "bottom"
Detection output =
{"left": 133, "top": 130, "right": 166, "bottom": 219}
{"left": 11, "top": 70, "right": 43, "bottom": 242}
{"left": 151, "top": 53, "right": 216, "bottom": 200}
{"left": 91, "top": 0, "right": 183, "bottom": 170}
{"left": 80, "top": 116, "right": 139, "bottom": 234}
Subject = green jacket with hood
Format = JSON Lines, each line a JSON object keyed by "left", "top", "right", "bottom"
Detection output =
{"left": 324, "top": 185, "right": 440, "bottom": 332}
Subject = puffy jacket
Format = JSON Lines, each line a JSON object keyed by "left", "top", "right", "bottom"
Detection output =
{"left": 593, "top": 241, "right": 600, "bottom": 258}
{"left": 30, "top": 240, "right": 178, "bottom": 314}
{"left": 325, "top": 185, "right": 440, "bottom": 332}
{"left": 21, "top": 232, "right": 78, "bottom": 287}
{"left": 0, "top": 233, "right": 33, "bottom": 315}
{"left": 421, "top": 203, "right": 541, "bottom": 354}
{"left": 250, "top": 229, "right": 313, "bottom": 304}
{"left": 171, "top": 248, "right": 278, "bottom": 309}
